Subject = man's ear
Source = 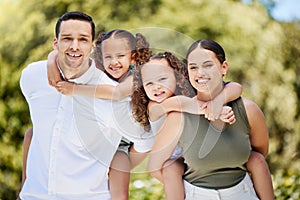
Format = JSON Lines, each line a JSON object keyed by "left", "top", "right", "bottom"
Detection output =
{"left": 53, "top": 38, "right": 58, "bottom": 50}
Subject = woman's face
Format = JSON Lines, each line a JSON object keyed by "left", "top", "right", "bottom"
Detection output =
{"left": 101, "top": 38, "right": 133, "bottom": 81}
{"left": 141, "top": 59, "right": 177, "bottom": 103}
{"left": 187, "top": 47, "right": 227, "bottom": 100}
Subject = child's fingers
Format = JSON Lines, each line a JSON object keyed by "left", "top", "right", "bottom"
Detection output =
{"left": 227, "top": 113, "right": 236, "bottom": 124}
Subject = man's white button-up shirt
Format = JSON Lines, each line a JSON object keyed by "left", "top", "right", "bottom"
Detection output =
{"left": 20, "top": 60, "right": 122, "bottom": 200}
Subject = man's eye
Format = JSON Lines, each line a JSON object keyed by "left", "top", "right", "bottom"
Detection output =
{"left": 80, "top": 38, "right": 88, "bottom": 42}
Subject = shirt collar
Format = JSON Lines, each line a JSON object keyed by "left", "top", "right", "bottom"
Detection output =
{"left": 57, "top": 58, "right": 96, "bottom": 84}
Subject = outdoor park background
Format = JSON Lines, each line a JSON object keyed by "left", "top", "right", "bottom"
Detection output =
{"left": 0, "top": 0, "right": 299, "bottom": 199}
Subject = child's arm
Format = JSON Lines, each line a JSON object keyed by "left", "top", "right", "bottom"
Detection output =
{"left": 56, "top": 76, "right": 133, "bottom": 100}
{"left": 148, "top": 96, "right": 205, "bottom": 121}
{"left": 148, "top": 96, "right": 236, "bottom": 124}
{"left": 47, "top": 50, "right": 62, "bottom": 87}
{"left": 205, "top": 81, "right": 242, "bottom": 121}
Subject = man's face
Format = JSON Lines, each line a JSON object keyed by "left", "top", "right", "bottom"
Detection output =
{"left": 53, "top": 19, "right": 94, "bottom": 79}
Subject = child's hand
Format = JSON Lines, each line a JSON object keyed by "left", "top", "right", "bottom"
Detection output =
{"left": 47, "top": 50, "right": 61, "bottom": 87}
{"left": 204, "top": 98, "right": 224, "bottom": 121}
{"left": 56, "top": 81, "right": 75, "bottom": 96}
{"left": 219, "top": 106, "right": 236, "bottom": 124}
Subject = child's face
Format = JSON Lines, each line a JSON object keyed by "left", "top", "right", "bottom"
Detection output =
{"left": 141, "top": 59, "right": 177, "bottom": 103}
{"left": 101, "top": 38, "right": 133, "bottom": 81}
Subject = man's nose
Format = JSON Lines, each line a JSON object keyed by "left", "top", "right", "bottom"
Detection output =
{"left": 70, "top": 40, "right": 79, "bottom": 50}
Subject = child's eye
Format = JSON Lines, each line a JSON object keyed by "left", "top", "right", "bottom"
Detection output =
{"left": 145, "top": 82, "right": 153, "bottom": 87}
{"left": 159, "top": 77, "right": 167, "bottom": 81}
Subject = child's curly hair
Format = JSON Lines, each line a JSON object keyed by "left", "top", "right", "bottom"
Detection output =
{"left": 131, "top": 52, "right": 195, "bottom": 131}
{"left": 93, "top": 29, "right": 152, "bottom": 71}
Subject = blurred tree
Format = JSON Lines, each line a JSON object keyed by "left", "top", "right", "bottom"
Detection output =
{"left": 0, "top": 0, "right": 299, "bottom": 199}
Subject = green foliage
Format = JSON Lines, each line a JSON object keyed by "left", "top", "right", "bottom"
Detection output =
{"left": 129, "top": 169, "right": 300, "bottom": 200}
{"left": 130, "top": 173, "right": 165, "bottom": 200}
{"left": 0, "top": 0, "right": 299, "bottom": 199}
{"left": 273, "top": 169, "right": 300, "bottom": 200}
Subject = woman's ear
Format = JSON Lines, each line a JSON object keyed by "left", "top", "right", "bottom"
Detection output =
{"left": 222, "top": 61, "right": 228, "bottom": 76}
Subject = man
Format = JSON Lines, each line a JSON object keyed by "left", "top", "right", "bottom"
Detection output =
{"left": 19, "top": 11, "right": 122, "bottom": 199}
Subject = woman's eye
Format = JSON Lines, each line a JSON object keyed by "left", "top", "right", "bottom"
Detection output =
{"left": 204, "top": 64, "right": 213, "bottom": 68}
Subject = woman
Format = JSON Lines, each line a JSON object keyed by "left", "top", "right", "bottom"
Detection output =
{"left": 148, "top": 40, "right": 272, "bottom": 199}
{"left": 182, "top": 39, "right": 271, "bottom": 199}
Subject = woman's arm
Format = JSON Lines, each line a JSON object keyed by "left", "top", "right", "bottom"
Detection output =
{"left": 243, "top": 97, "right": 269, "bottom": 156}
{"left": 56, "top": 76, "right": 133, "bottom": 100}
{"left": 147, "top": 111, "right": 184, "bottom": 182}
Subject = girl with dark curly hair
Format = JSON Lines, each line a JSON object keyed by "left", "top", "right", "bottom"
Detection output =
{"left": 131, "top": 51, "right": 241, "bottom": 200}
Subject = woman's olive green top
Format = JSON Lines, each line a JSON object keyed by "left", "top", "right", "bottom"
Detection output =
{"left": 179, "top": 97, "right": 251, "bottom": 189}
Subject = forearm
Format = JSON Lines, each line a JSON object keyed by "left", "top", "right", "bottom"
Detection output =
{"left": 73, "top": 83, "right": 131, "bottom": 100}
{"left": 47, "top": 50, "right": 61, "bottom": 87}
{"left": 149, "top": 96, "right": 205, "bottom": 121}
{"left": 147, "top": 112, "right": 184, "bottom": 177}
{"left": 22, "top": 128, "right": 33, "bottom": 186}
{"left": 221, "top": 82, "right": 242, "bottom": 104}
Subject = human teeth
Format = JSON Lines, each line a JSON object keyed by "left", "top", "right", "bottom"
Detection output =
{"left": 69, "top": 53, "right": 80, "bottom": 57}
{"left": 197, "top": 79, "right": 207, "bottom": 83}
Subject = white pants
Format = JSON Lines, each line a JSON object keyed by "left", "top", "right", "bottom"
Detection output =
{"left": 184, "top": 173, "right": 259, "bottom": 200}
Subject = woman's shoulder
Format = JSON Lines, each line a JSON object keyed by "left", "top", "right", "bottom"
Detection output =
{"left": 241, "top": 97, "right": 261, "bottom": 111}
{"left": 241, "top": 97, "right": 264, "bottom": 120}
